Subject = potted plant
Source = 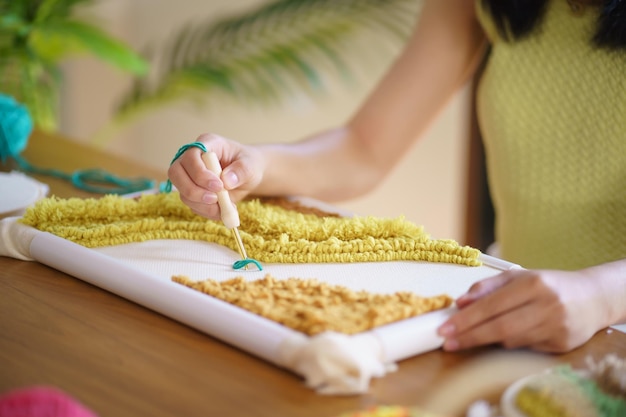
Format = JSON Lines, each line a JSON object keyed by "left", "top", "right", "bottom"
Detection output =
{"left": 0, "top": 0, "right": 148, "bottom": 132}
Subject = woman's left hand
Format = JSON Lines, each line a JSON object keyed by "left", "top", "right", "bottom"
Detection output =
{"left": 436, "top": 267, "right": 613, "bottom": 353}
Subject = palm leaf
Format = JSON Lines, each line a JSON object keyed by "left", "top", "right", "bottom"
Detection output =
{"left": 93, "top": 0, "right": 417, "bottom": 146}
{"left": 29, "top": 20, "right": 148, "bottom": 74}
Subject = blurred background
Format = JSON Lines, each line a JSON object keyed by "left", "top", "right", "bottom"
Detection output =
{"left": 5, "top": 0, "right": 476, "bottom": 243}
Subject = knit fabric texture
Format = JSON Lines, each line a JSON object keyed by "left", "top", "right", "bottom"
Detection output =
{"left": 19, "top": 193, "right": 482, "bottom": 266}
{"left": 476, "top": 0, "right": 626, "bottom": 269}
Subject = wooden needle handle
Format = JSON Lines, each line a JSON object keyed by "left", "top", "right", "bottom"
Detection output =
{"left": 202, "top": 151, "right": 240, "bottom": 229}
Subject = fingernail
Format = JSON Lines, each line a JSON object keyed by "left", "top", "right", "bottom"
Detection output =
{"left": 438, "top": 323, "right": 456, "bottom": 337}
{"left": 207, "top": 180, "right": 222, "bottom": 192}
{"left": 456, "top": 294, "right": 469, "bottom": 303}
{"left": 223, "top": 171, "right": 239, "bottom": 189}
{"left": 443, "top": 339, "right": 459, "bottom": 351}
{"left": 202, "top": 193, "right": 217, "bottom": 204}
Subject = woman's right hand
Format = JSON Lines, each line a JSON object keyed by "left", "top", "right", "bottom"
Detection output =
{"left": 167, "top": 133, "right": 265, "bottom": 220}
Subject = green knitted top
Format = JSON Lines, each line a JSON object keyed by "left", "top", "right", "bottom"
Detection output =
{"left": 475, "top": 0, "right": 626, "bottom": 270}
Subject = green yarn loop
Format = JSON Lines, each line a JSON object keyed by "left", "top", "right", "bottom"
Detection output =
{"left": 161, "top": 141, "right": 208, "bottom": 193}
{"left": 233, "top": 258, "right": 263, "bottom": 271}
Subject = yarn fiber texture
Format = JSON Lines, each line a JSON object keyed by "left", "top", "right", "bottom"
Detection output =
{"left": 20, "top": 192, "right": 482, "bottom": 266}
{"left": 0, "top": 94, "right": 33, "bottom": 164}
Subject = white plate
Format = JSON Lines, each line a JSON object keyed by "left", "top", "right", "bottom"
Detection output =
{"left": 500, "top": 370, "right": 586, "bottom": 417}
{"left": 500, "top": 374, "right": 535, "bottom": 417}
{"left": 0, "top": 172, "right": 48, "bottom": 217}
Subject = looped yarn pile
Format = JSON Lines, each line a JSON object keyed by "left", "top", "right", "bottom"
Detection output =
{"left": 20, "top": 192, "right": 482, "bottom": 266}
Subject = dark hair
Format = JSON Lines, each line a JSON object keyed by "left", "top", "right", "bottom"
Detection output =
{"left": 481, "top": 0, "right": 626, "bottom": 49}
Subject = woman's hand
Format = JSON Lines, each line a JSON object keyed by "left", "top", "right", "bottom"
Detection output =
{"left": 437, "top": 267, "right": 617, "bottom": 353}
{"left": 167, "top": 133, "right": 265, "bottom": 220}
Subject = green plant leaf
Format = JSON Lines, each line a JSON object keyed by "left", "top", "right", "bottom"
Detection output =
{"left": 1, "top": 0, "right": 147, "bottom": 133}
{"left": 0, "top": 53, "right": 60, "bottom": 131}
{"left": 29, "top": 20, "right": 148, "bottom": 74}
{"left": 34, "top": 0, "right": 93, "bottom": 23}
{"left": 95, "top": 0, "right": 417, "bottom": 146}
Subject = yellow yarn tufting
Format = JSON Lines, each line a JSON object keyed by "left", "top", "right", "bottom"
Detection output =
{"left": 20, "top": 193, "right": 482, "bottom": 266}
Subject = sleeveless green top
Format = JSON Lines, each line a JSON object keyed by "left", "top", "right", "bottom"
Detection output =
{"left": 475, "top": 1, "right": 626, "bottom": 269}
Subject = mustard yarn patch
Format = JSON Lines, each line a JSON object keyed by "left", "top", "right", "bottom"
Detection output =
{"left": 20, "top": 193, "right": 481, "bottom": 266}
{"left": 172, "top": 274, "right": 454, "bottom": 335}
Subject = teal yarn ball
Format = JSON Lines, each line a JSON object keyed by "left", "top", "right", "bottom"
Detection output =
{"left": 0, "top": 94, "right": 156, "bottom": 194}
{"left": 0, "top": 94, "right": 33, "bottom": 164}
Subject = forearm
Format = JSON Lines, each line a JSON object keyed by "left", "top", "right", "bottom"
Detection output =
{"left": 252, "top": 127, "right": 377, "bottom": 201}
{"left": 350, "top": 0, "right": 487, "bottom": 172}
{"left": 252, "top": 0, "right": 487, "bottom": 201}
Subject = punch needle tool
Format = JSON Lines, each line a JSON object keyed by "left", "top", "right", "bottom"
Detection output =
{"left": 202, "top": 151, "right": 249, "bottom": 268}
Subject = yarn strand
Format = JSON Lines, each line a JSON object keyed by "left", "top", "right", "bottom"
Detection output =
{"left": 12, "top": 154, "right": 155, "bottom": 195}
{"left": 161, "top": 142, "right": 207, "bottom": 192}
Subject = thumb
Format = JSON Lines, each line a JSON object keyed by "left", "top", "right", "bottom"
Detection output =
{"left": 221, "top": 167, "right": 240, "bottom": 190}
{"left": 221, "top": 156, "right": 262, "bottom": 191}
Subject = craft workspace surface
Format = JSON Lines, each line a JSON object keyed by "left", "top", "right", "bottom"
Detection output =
{"left": 1, "top": 132, "right": 625, "bottom": 417}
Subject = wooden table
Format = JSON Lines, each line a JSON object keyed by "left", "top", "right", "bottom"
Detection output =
{"left": 1, "top": 132, "right": 625, "bottom": 417}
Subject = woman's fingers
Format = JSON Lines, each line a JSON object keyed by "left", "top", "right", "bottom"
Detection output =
{"left": 442, "top": 296, "right": 555, "bottom": 351}
{"left": 168, "top": 147, "right": 220, "bottom": 192}
{"left": 166, "top": 132, "right": 266, "bottom": 219}
{"left": 167, "top": 146, "right": 223, "bottom": 219}
{"left": 194, "top": 132, "right": 265, "bottom": 196}
{"left": 454, "top": 271, "right": 516, "bottom": 307}
{"left": 439, "top": 271, "right": 552, "bottom": 349}
{"left": 438, "top": 268, "right": 603, "bottom": 353}
{"left": 441, "top": 271, "right": 533, "bottom": 337}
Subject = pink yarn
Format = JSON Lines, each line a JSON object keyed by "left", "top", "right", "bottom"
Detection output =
{"left": 0, "top": 386, "right": 97, "bottom": 417}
